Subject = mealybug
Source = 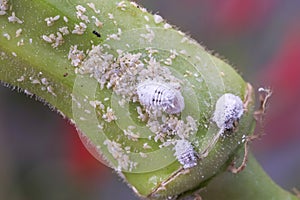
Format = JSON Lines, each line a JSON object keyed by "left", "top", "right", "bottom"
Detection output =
{"left": 92, "top": 30, "right": 101, "bottom": 37}
{"left": 212, "top": 93, "right": 244, "bottom": 130}
{"left": 174, "top": 139, "right": 198, "bottom": 169}
{"left": 136, "top": 80, "right": 185, "bottom": 114}
{"left": 199, "top": 93, "right": 244, "bottom": 159}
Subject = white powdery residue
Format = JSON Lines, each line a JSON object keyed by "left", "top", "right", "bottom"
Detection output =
{"left": 72, "top": 22, "right": 87, "bottom": 35}
{"left": 164, "top": 58, "right": 172, "bottom": 66}
{"left": 140, "top": 7, "right": 147, "bottom": 13}
{"left": 29, "top": 76, "right": 40, "bottom": 84}
{"left": 154, "top": 115, "right": 198, "bottom": 142}
{"left": 179, "top": 49, "right": 188, "bottom": 56}
{"left": 17, "top": 39, "right": 24, "bottom": 46}
{"left": 58, "top": 26, "right": 69, "bottom": 35}
{"left": 174, "top": 139, "right": 198, "bottom": 169}
{"left": 82, "top": 45, "right": 145, "bottom": 99}
{"left": 143, "top": 143, "right": 152, "bottom": 150}
{"left": 91, "top": 16, "right": 103, "bottom": 28}
{"left": 188, "top": 39, "right": 198, "bottom": 45}
{"left": 15, "top": 28, "right": 22, "bottom": 37}
{"left": 181, "top": 37, "right": 189, "bottom": 44}
{"left": 184, "top": 70, "right": 193, "bottom": 77}
{"left": 116, "top": 49, "right": 123, "bottom": 56}
{"left": 117, "top": 1, "right": 127, "bottom": 11}
{"left": 213, "top": 93, "right": 244, "bottom": 130}
{"left": 108, "top": 13, "right": 114, "bottom": 19}
{"left": 68, "top": 45, "right": 86, "bottom": 67}
{"left": 170, "top": 49, "right": 178, "bottom": 59}
{"left": 107, "top": 33, "right": 120, "bottom": 41}
{"left": 75, "top": 5, "right": 89, "bottom": 23}
{"left": 79, "top": 45, "right": 115, "bottom": 88}
{"left": 144, "top": 15, "right": 149, "bottom": 22}
{"left": 195, "top": 56, "right": 202, "bottom": 62}
{"left": 80, "top": 117, "right": 86, "bottom": 121}
{"left": 112, "top": 52, "right": 144, "bottom": 97}
{"left": 89, "top": 100, "right": 104, "bottom": 109}
{"left": 17, "top": 75, "right": 25, "bottom": 82}
{"left": 138, "top": 57, "right": 182, "bottom": 85}
{"left": 136, "top": 106, "right": 147, "bottom": 122}
{"left": 140, "top": 25, "right": 155, "bottom": 43}
{"left": 153, "top": 14, "right": 163, "bottom": 24}
{"left": 97, "top": 123, "right": 104, "bottom": 130}
{"left": 8, "top": 12, "right": 23, "bottom": 24}
{"left": 3, "top": 33, "right": 10, "bottom": 40}
{"left": 102, "top": 44, "right": 111, "bottom": 49}
{"left": 102, "top": 107, "right": 117, "bottom": 122}
{"left": 241, "top": 134, "right": 247, "bottom": 143}
{"left": 63, "top": 16, "right": 68, "bottom": 23}
{"left": 69, "top": 95, "right": 78, "bottom": 106}
{"left": 164, "top": 23, "right": 172, "bottom": 29}
{"left": 185, "top": 116, "right": 198, "bottom": 134}
{"left": 84, "top": 109, "right": 91, "bottom": 114}
{"left": 118, "top": 98, "right": 126, "bottom": 107}
{"left": 87, "top": 2, "right": 100, "bottom": 14}
{"left": 47, "top": 86, "right": 57, "bottom": 97}
{"left": 104, "top": 97, "right": 110, "bottom": 102}
{"left": 145, "top": 47, "right": 159, "bottom": 58}
{"left": 178, "top": 31, "right": 185, "bottom": 36}
{"left": 123, "top": 126, "right": 140, "bottom": 141}
{"left": 41, "top": 78, "right": 49, "bottom": 85}
{"left": 129, "top": 1, "right": 138, "bottom": 7}
{"left": 56, "top": 32, "right": 64, "bottom": 47}
{"left": 44, "top": 15, "right": 60, "bottom": 26}
{"left": 41, "top": 32, "right": 64, "bottom": 48}
{"left": 0, "top": 0, "right": 9, "bottom": 15}
{"left": 42, "top": 34, "right": 52, "bottom": 43}
{"left": 107, "top": 28, "right": 122, "bottom": 41}
{"left": 139, "top": 152, "right": 147, "bottom": 158}
{"left": 104, "top": 139, "right": 137, "bottom": 172}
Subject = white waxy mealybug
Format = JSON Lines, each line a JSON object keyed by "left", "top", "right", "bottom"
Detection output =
{"left": 174, "top": 139, "right": 198, "bottom": 169}
{"left": 136, "top": 80, "right": 185, "bottom": 114}
{"left": 213, "top": 93, "right": 244, "bottom": 130}
{"left": 199, "top": 93, "right": 244, "bottom": 159}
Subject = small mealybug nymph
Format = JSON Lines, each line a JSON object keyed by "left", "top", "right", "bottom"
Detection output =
{"left": 136, "top": 80, "right": 185, "bottom": 114}
{"left": 174, "top": 139, "right": 198, "bottom": 169}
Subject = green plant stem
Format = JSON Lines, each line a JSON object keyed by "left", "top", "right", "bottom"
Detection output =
{"left": 0, "top": 1, "right": 298, "bottom": 199}
{"left": 200, "top": 153, "right": 298, "bottom": 200}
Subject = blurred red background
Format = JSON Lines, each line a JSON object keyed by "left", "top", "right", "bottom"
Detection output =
{"left": 0, "top": 1, "right": 299, "bottom": 199}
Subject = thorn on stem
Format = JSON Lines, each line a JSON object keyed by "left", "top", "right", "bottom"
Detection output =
{"left": 228, "top": 134, "right": 260, "bottom": 174}
{"left": 254, "top": 87, "right": 272, "bottom": 122}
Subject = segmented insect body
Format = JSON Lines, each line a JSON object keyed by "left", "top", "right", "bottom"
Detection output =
{"left": 136, "top": 80, "right": 185, "bottom": 114}
{"left": 174, "top": 139, "right": 198, "bottom": 169}
{"left": 199, "top": 93, "right": 244, "bottom": 159}
{"left": 212, "top": 93, "right": 244, "bottom": 130}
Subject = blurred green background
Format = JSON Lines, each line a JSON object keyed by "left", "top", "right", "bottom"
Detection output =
{"left": 1, "top": 1, "right": 300, "bottom": 199}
